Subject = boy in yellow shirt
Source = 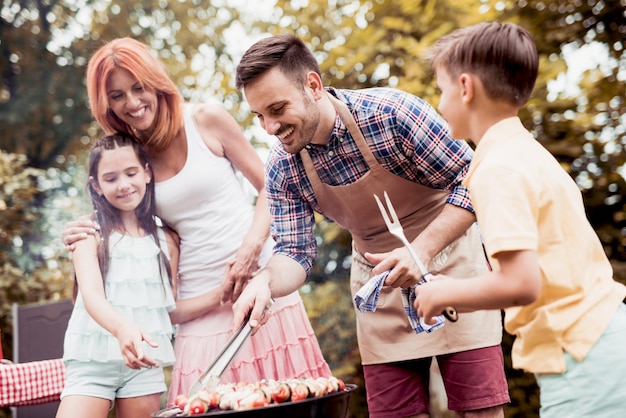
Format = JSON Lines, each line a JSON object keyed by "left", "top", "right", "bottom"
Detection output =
{"left": 414, "top": 21, "right": 626, "bottom": 416}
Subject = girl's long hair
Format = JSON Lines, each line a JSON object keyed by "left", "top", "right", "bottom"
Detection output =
{"left": 73, "top": 133, "right": 172, "bottom": 300}
{"left": 86, "top": 37, "right": 184, "bottom": 153}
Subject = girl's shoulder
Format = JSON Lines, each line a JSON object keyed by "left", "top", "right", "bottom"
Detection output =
{"left": 74, "top": 232, "right": 101, "bottom": 249}
{"left": 71, "top": 233, "right": 102, "bottom": 263}
{"left": 154, "top": 217, "right": 178, "bottom": 255}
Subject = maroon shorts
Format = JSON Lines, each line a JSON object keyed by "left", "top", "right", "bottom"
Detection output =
{"left": 363, "top": 345, "right": 510, "bottom": 418}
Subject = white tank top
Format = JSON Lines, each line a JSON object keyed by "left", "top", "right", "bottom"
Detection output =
{"left": 155, "top": 106, "right": 273, "bottom": 299}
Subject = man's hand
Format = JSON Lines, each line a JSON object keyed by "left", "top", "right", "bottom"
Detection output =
{"left": 365, "top": 246, "right": 425, "bottom": 288}
{"left": 230, "top": 255, "right": 306, "bottom": 331}
{"left": 231, "top": 272, "right": 273, "bottom": 330}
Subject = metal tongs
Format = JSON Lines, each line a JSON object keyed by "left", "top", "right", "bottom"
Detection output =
{"left": 188, "top": 299, "right": 275, "bottom": 396}
{"left": 374, "top": 191, "right": 458, "bottom": 322}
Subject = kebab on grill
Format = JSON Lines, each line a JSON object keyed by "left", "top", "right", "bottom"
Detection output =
{"left": 175, "top": 376, "right": 346, "bottom": 415}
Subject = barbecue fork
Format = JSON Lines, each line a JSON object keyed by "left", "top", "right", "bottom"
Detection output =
{"left": 374, "top": 191, "right": 458, "bottom": 322}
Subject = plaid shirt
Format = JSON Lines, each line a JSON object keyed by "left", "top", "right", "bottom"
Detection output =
{"left": 266, "top": 87, "right": 474, "bottom": 274}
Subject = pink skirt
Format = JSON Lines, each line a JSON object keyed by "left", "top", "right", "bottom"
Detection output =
{"left": 167, "top": 291, "right": 331, "bottom": 405}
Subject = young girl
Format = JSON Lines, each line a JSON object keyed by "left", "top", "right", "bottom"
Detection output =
{"left": 56, "top": 133, "right": 178, "bottom": 418}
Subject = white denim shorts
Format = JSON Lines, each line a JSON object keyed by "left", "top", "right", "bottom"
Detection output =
{"left": 535, "top": 302, "right": 626, "bottom": 418}
{"left": 61, "top": 360, "right": 166, "bottom": 402}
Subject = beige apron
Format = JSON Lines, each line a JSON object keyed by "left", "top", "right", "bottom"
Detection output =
{"left": 300, "top": 94, "right": 502, "bottom": 365}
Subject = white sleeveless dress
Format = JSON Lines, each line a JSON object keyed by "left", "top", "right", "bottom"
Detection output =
{"left": 155, "top": 106, "right": 331, "bottom": 404}
{"left": 63, "top": 231, "right": 176, "bottom": 366}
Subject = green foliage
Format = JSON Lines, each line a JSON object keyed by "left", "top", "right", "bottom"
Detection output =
{"left": 0, "top": 151, "right": 77, "bottom": 366}
{"left": 505, "top": 1, "right": 626, "bottom": 269}
{"left": 502, "top": 331, "right": 541, "bottom": 418}
{"left": 0, "top": 152, "right": 42, "bottom": 357}
{"left": 0, "top": 0, "right": 95, "bottom": 168}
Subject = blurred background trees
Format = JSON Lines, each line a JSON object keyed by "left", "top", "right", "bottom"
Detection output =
{"left": 1, "top": 0, "right": 624, "bottom": 417}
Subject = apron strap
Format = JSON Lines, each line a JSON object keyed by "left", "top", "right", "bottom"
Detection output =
{"left": 326, "top": 93, "right": 379, "bottom": 167}
{"left": 300, "top": 92, "right": 379, "bottom": 192}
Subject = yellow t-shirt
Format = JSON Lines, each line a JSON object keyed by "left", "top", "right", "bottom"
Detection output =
{"left": 465, "top": 117, "right": 626, "bottom": 374}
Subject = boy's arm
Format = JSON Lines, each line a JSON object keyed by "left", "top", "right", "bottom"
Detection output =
{"left": 414, "top": 249, "right": 542, "bottom": 323}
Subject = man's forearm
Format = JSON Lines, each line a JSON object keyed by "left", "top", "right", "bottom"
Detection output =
{"left": 232, "top": 253, "right": 308, "bottom": 329}
{"left": 263, "top": 254, "right": 307, "bottom": 297}
{"left": 413, "top": 204, "right": 476, "bottom": 262}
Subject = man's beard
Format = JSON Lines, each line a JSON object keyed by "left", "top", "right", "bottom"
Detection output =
{"left": 282, "top": 94, "right": 320, "bottom": 154}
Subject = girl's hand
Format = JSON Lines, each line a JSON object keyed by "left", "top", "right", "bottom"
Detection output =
{"left": 62, "top": 216, "right": 99, "bottom": 251}
{"left": 115, "top": 323, "right": 159, "bottom": 369}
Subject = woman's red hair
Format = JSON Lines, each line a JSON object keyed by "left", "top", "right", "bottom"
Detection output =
{"left": 86, "top": 37, "right": 183, "bottom": 152}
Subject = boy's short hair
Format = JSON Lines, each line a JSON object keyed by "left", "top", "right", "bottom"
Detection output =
{"left": 427, "top": 21, "right": 538, "bottom": 107}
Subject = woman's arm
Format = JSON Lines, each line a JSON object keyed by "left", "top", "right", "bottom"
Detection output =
{"left": 192, "top": 103, "right": 271, "bottom": 303}
{"left": 73, "top": 236, "right": 158, "bottom": 369}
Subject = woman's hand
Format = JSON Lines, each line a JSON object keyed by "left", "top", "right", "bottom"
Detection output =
{"left": 221, "top": 249, "right": 261, "bottom": 304}
{"left": 62, "top": 215, "right": 99, "bottom": 251}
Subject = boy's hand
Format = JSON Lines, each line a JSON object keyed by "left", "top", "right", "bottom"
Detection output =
{"left": 413, "top": 274, "right": 451, "bottom": 324}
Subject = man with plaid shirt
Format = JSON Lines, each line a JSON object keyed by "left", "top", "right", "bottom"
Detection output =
{"left": 232, "top": 33, "right": 509, "bottom": 418}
